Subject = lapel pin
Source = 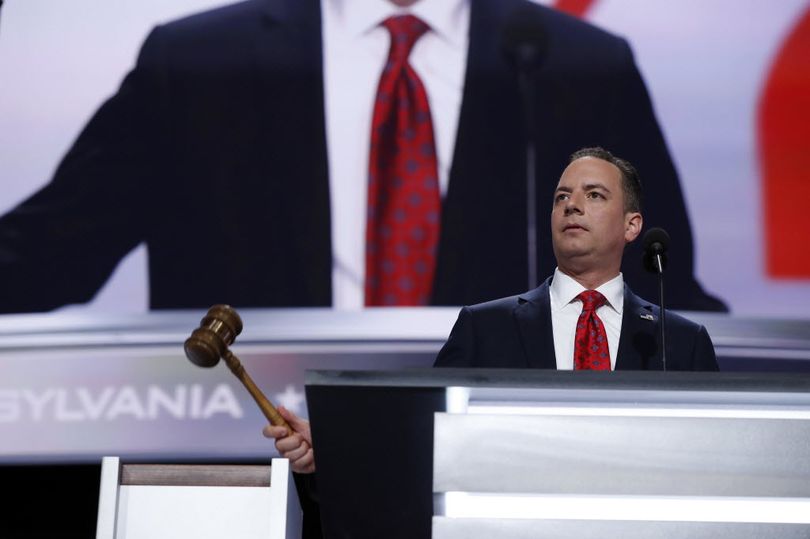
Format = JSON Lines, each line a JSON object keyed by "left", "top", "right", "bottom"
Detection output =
{"left": 640, "top": 313, "right": 655, "bottom": 321}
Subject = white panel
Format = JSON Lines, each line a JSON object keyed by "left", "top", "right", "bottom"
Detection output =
{"left": 433, "top": 412, "right": 810, "bottom": 496}
{"left": 433, "top": 517, "right": 810, "bottom": 539}
{"left": 441, "top": 493, "right": 810, "bottom": 523}
{"left": 115, "top": 485, "right": 274, "bottom": 539}
{"left": 95, "top": 456, "right": 121, "bottom": 539}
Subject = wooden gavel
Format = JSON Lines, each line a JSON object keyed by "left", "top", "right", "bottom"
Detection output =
{"left": 184, "top": 304, "right": 290, "bottom": 434}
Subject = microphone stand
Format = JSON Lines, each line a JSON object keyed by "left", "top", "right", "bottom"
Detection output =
{"left": 655, "top": 253, "right": 667, "bottom": 371}
{"left": 516, "top": 45, "right": 538, "bottom": 290}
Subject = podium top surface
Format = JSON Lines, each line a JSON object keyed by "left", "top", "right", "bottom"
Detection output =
{"left": 306, "top": 368, "right": 810, "bottom": 394}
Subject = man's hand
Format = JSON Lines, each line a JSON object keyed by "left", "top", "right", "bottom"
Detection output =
{"left": 262, "top": 406, "right": 315, "bottom": 474}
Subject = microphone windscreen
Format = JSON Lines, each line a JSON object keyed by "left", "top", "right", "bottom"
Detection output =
{"left": 642, "top": 227, "right": 670, "bottom": 273}
{"left": 643, "top": 227, "right": 670, "bottom": 253}
{"left": 500, "top": 5, "right": 548, "bottom": 64}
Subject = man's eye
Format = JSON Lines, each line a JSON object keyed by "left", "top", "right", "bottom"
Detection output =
{"left": 587, "top": 192, "right": 604, "bottom": 199}
{"left": 555, "top": 194, "right": 569, "bottom": 203}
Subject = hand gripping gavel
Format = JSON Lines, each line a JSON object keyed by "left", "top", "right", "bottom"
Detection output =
{"left": 184, "top": 304, "right": 290, "bottom": 434}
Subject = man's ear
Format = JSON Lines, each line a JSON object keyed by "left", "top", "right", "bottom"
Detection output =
{"left": 625, "top": 212, "right": 643, "bottom": 243}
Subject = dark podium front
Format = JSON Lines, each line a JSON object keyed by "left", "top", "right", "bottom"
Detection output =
{"left": 306, "top": 369, "right": 810, "bottom": 539}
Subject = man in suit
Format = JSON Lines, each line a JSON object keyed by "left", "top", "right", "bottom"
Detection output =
{"left": 0, "top": 0, "right": 725, "bottom": 313}
{"left": 267, "top": 146, "right": 717, "bottom": 537}
{"left": 270, "top": 146, "right": 719, "bottom": 467}
{"left": 434, "top": 146, "right": 719, "bottom": 370}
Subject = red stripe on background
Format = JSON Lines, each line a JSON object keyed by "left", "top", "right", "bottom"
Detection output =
{"left": 759, "top": 7, "right": 810, "bottom": 278}
{"left": 553, "top": 0, "right": 596, "bottom": 18}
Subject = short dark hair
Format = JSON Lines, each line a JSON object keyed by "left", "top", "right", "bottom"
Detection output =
{"left": 568, "top": 147, "right": 642, "bottom": 213}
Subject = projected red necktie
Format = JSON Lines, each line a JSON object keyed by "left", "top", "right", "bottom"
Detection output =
{"left": 574, "top": 290, "right": 611, "bottom": 370}
{"left": 365, "top": 15, "right": 440, "bottom": 306}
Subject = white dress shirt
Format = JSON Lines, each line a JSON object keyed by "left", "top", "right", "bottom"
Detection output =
{"left": 549, "top": 268, "right": 625, "bottom": 370}
{"left": 322, "top": 0, "right": 470, "bottom": 309}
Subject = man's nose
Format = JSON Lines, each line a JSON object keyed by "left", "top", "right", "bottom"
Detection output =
{"left": 564, "top": 194, "right": 583, "bottom": 215}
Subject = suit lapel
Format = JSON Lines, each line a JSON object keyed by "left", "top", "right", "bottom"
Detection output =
{"left": 615, "top": 286, "right": 662, "bottom": 370}
{"left": 252, "top": 0, "right": 332, "bottom": 303}
{"left": 512, "top": 279, "right": 557, "bottom": 369}
{"left": 432, "top": 0, "right": 539, "bottom": 305}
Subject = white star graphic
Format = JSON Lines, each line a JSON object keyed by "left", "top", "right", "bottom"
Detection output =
{"left": 274, "top": 384, "right": 306, "bottom": 415}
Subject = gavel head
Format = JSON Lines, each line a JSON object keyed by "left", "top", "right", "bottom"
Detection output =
{"left": 184, "top": 304, "right": 244, "bottom": 368}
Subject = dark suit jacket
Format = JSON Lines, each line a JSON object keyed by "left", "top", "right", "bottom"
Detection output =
{"left": 435, "top": 277, "right": 719, "bottom": 371}
{"left": 0, "top": 0, "right": 725, "bottom": 312}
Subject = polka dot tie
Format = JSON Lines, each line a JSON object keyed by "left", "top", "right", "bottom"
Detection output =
{"left": 365, "top": 15, "right": 440, "bottom": 306}
{"left": 574, "top": 290, "right": 611, "bottom": 370}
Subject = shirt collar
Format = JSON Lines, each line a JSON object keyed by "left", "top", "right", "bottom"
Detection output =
{"left": 324, "top": 0, "right": 469, "bottom": 48}
{"left": 549, "top": 267, "right": 624, "bottom": 315}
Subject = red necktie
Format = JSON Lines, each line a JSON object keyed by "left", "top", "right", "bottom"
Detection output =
{"left": 365, "top": 15, "right": 441, "bottom": 306}
{"left": 574, "top": 290, "right": 611, "bottom": 370}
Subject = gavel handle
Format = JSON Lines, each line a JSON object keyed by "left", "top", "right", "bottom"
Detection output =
{"left": 222, "top": 349, "right": 291, "bottom": 435}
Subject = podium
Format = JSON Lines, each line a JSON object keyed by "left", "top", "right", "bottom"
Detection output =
{"left": 95, "top": 457, "right": 301, "bottom": 539}
{"left": 305, "top": 369, "right": 810, "bottom": 538}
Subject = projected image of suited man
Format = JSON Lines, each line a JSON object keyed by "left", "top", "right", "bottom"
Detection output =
{"left": 0, "top": 0, "right": 726, "bottom": 313}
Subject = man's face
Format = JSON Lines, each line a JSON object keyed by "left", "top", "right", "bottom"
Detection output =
{"left": 551, "top": 156, "right": 642, "bottom": 271}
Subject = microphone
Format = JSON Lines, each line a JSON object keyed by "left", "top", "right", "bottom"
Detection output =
{"left": 184, "top": 304, "right": 291, "bottom": 432}
{"left": 643, "top": 227, "right": 670, "bottom": 274}
{"left": 501, "top": 6, "right": 548, "bottom": 290}
{"left": 642, "top": 228, "right": 670, "bottom": 370}
{"left": 501, "top": 6, "right": 548, "bottom": 74}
